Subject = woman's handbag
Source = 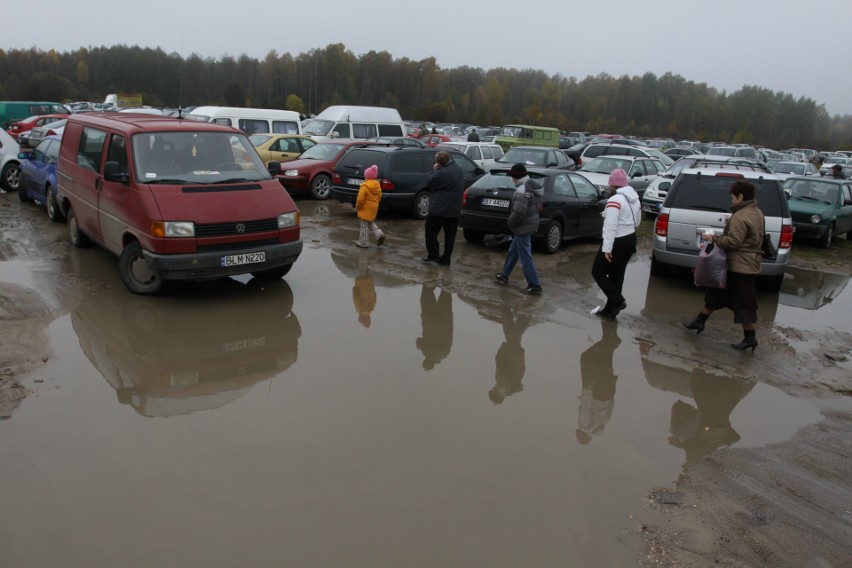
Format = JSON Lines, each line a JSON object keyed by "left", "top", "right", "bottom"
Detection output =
{"left": 694, "top": 242, "right": 727, "bottom": 288}
{"left": 761, "top": 233, "right": 777, "bottom": 258}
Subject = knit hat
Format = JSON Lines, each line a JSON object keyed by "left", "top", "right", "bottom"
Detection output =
{"left": 364, "top": 165, "right": 378, "bottom": 179}
{"left": 608, "top": 168, "right": 628, "bottom": 187}
{"left": 509, "top": 163, "right": 527, "bottom": 178}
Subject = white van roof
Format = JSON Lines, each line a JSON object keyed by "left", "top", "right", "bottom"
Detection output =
{"left": 315, "top": 105, "right": 402, "bottom": 123}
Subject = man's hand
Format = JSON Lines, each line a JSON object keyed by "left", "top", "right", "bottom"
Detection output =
{"left": 604, "top": 252, "right": 613, "bottom": 262}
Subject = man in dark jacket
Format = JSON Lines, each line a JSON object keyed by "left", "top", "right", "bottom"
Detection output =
{"left": 828, "top": 164, "right": 847, "bottom": 179}
{"left": 422, "top": 151, "right": 465, "bottom": 266}
{"left": 495, "top": 163, "right": 544, "bottom": 295}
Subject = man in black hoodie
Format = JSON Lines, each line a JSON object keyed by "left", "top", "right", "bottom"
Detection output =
{"left": 422, "top": 151, "right": 465, "bottom": 266}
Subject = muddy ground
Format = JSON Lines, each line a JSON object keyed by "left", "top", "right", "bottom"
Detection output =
{"left": 1, "top": 191, "right": 850, "bottom": 566}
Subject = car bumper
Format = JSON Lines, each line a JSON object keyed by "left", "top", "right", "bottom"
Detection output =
{"left": 142, "top": 240, "right": 303, "bottom": 280}
{"left": 642, "top": 198, "right": 663, "bottom": 214}
{"left": 459, "top": 210, "right": 510, "bottom": 233}
{"left": 652, "top": 239, "right": 788, "bottom": 276}
{"left": 277, "top": 176, "right": 309, "bottom": 192}
{"left": 792, "top": 222, "right": 827, "bottom": 239}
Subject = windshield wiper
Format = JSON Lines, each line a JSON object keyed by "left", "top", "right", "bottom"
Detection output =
{"left": 212, "top": 178, "right": 250, "bottom": 184}
{"left": 794, "top": 195, "right": 819, "bottom": 201}
{"left": 147, "top": 178, "right": 190, "bottom": 185}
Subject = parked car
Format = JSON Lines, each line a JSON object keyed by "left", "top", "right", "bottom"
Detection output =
{"left": 7, "top": 113, "right": 68, "bottom": 142}
{"left": 27, "top": 118, "right": 67, "bottom": 150}
{"left": 495, "top": 145, "right": 575, "bottom": 170}
{"left": 651, "top": 160, "right": 792, "bottom": 292}
{"left": 0, "top": 127, "right": 22, "bottom": 192}
{"left": 276, "top": 141, "right": 381, "bottom": 200}
{"left": 578, "top": 155, "right": 666, "bottom": 199}
{"left": 365, "top": 136, "right": 426, "bottom": 147}
{"left": 663, "top": 147, "right": 700, "bottom": 161}
{"left": 17, "top": 135, "right": 64, "bottom": 221}
{"left": 331, "top": 146, "right": 484, "bottom": 219}
{"left": 765, "top": 160, "right": 819, "bottom": 180}
{"left": 577, "top": 142, "right": 674, "bottom": 168}
{"left": 642, "top": 155, "right": 735, "bottom": 218}
{"left": 250, "top": 133, "right": 316, "bottom": 165}
{"left": 782, "top": 176, "right": 852, "bottom": 248}
{"left": 458, "top": 167, "right": 607, "bottom": 254}
{"left": 421, "top": 133, "right": 453, "bottom": 147}
{"left": 435, "top": 141, "right": 505, "bottom": 171}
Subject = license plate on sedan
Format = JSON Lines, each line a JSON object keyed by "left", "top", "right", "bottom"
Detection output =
{"left": 482, "top": 198, "right": 510, "bottom": 208}
{"left": 220, "top": 251, "right": 266, "bottom": 267}
{"left": 347, "top": 178, "right": 364, "bottom": 186}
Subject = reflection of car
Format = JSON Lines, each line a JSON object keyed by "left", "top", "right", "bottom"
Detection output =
{"left": 779, "top": 266, "right": 849, "bottom": 310}
{"left": 435, "top": 142, "right": 505, "bottom": 171}
{"left": 458, "top": 167, "right": 606, "bottom": 254}
{"left": 250, "top": 133, "right": 317, "bottom": 164}
{"left": 495, "top": 145, "right": 575, "bottom": 170}
{"left": 17, "top": 135, "right": 64, "bottom": 221}
{"left": 70, "top": 278, "right": 301, "bottom": 417}
{"left": 579, "top": 155, "right": 666, "bottom": 199}
{"left": 332, "top": 146, "right": 485, "bottom": 219}
{"left": 783, "top": 176, "right": 852, "bottom": 248}
{"left": 276, "top": 141, "right": 385, "bottom": 200}
{"left": 7, "top": 113, "right": 68, "bottom": 143}
{"left": 0, "top": 127, "right": 22, "bottom": 192}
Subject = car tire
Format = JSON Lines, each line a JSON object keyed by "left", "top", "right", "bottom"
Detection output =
{"left": 462, "top": 228, "right": 485, "bottom": 243}
{"left": 309, "top": 174, "right": 332, "bottom": 200}
{"left": 760, "top": 274, "right": 784, "bottom": 293}
{"left": 67, "top": 208, "right": 90, "bottom": 248}
{"left": 819, "top": 223, "right": 834, "bottom": 249}
{"left": 1, "top": 162, "right": 20, "bottom": 192}
{"left": 119, "top": 241, "right": 166, "bottom": 296}
{"left": 412, "top": 190, "right": 430, "bottom": 220}
{"left": 650, "top": 252, "right": 669, "bottom": 277}
{"left": 251, "top": 264, "right": 293, "bottom": 280}
{"left": 537, "top": 219, "right": 563, "bottom": 254}
{"left": 47, "top": 187, "right": 65, "bottom": 222}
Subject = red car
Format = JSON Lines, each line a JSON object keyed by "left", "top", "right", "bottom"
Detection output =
{"left": 7, "top": 113, "right": 69, "bottom": 140}
{"left": 276, "top": 140, "right": 381, "bottom": 200}
{"left": 421, "top": 133, "right": 453, "bottom": 147}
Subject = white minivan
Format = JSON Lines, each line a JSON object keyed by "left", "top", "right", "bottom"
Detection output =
{"left": 187, "top": 106, "right": 302, "bottom": 136}
{"left": 301, "top": 105, "right": 405, "bottom": 142}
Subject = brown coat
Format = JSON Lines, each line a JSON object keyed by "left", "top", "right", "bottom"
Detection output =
{"left": 716, "top": 200, "right": 764, "bottom": 275}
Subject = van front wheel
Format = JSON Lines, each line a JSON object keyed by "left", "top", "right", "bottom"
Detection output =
{"left": 119, "top": 241, "right": 166, "bottom": 295}
{"left": 67, "top": 208, "right": 90, "bottom": 248}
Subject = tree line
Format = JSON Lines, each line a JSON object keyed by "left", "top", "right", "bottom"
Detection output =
{"left": 2, "top": 43, "right": 851, "bottom": 150}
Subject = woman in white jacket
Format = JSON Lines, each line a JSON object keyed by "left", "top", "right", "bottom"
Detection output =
{"left": 591, "top": 169, "right": 641, "bottom": 318}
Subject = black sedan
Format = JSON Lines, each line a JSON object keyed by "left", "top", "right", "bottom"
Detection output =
{"left": 459, "top": 167, "right": 607, "bottom": 253}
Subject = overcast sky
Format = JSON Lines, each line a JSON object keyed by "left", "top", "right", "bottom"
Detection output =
{"left": 10, "top": 0, "right": 851, "bottom": 116}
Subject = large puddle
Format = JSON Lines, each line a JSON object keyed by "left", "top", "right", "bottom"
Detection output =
{"left": 0, "top": 239, "right": 837, "bottom": 566}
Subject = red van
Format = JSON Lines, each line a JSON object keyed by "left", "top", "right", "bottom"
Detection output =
{"left": 57, "top": 113, "right": 302, "bottom": 295}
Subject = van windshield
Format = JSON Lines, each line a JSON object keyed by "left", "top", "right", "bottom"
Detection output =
{"left": 302, "top": 119, "right": 334, "bottom": 136}
{"left": 132, "top": 131, "right": 271, "bottom": 184}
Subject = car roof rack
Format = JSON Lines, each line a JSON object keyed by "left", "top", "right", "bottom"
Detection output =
{"left": 688, "top": 158, "right": 772, "bottom": 173}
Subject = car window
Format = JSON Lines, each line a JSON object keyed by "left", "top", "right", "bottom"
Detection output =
{"left": 77, "top": 127, "right": 107, "bottom": 172}
{"left": 554, "top": 151, "right": 568, "bottom": 166}
{"left": 671, "top": 175, "right": 787, "bottom": 217}
{"left": 552, "top": 174, "right": 575, "bottom": 197}
{"left": 391, "top": 153, "right": 421, "bottom": 172}
{"left": 466, "top": 147, "right": 482, "bottom": 160}
{"left": 842, "top": 185, "right": 852, "bottom": 202}
{"left": 631, "top": 161, "right": 646, "bottom": 177}
{"left": 480, "top": 146, "right": 494, "bottom": 160}
{"left": 45, "top": 139, "right": 60, "bottom": 162}
{"left": 333, "top": 123, "right": 351, "bottom": 138}
{"left": 570, "top": 173, "right": 599, "bottom": 199}
{"left": 490, "top": 145, "right": 504, "bottom": 159}
{"left": 300, "top": 139, "right": 316, "bottom": 152}
{"left": 378, "top": 124, "right": 403, "bottom": 136}
{"left": 271, "top": 121, "right": 299, "bottom": 134}
{"left": 353, "top": 124, "right": 378, "bottom": 139}
{"left": 454, "top": 154, "right": 478, "bottom": 175}
{"left": 238, "top": 119, "right": 269, "bottom": 135}
{"left": 106, "top": 134, "right": 128, "bottom": 175}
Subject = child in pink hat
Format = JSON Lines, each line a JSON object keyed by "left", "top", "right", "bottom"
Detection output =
{"left": 355, "top": 164, "right": 386, "bottom": 248}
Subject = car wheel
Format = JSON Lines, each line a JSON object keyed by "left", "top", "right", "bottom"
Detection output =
{"left": 47, "top": 186, "right": 65, "bottom": 222}
{"left": 1, "top": 162, "right": 20, "bottom": 192}
{"left": 251, "top": 264, "right": 293, "bottom": 280}
{"left": 17, "top": 180, "right": 32, "bottom": 203}
{"left": 535, "top": 219, "right": 563, "bottom": 254}
{"left": 310, "top": 174, "right": 332, "bottom": 200}
{"left": 462, "top": 228, "right": 485, "bottom": 243}
{"left": 412, "top": 190, "right": 430, "bottom": 220}
{"left": 67, "top": 208, "right": 90, "bottom": 248}
{"left": 759, "top": 274, "right": 784, "bottom": 293}
{"left": 818, "top": 223, "right": 834, "bottom": 249}
{"left": 650, "top": 252, "right": 669, "bottom": 277}
{"left": 119, "top": 241, "right": 166, "bottom": 295}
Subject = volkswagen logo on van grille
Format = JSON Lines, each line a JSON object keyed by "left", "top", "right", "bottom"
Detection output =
{"left": 235, "top": 223, "right": 246, "bottom": 234}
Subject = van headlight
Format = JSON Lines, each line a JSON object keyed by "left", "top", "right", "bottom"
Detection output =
{"left": 151, "top": 221, "right": 195, "bottom": 237}
{"left": 284, "top": 169, "right": 299, "bottom": 176}
{"left": 278, "top": 212, "right": 299, "bottom": 228}
{"left": 811, "top": 215, "right": 821, "bottom": 224}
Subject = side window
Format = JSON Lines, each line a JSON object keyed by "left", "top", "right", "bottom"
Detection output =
{"left": 269, "top": 139, "right": 282, "bottom": 152}
{"left": 631, "top": 161, "right": 646, "bottom": 177}
{"left": 454, "top": 155, "right": 477, "bottom": 175}
{"left": 77, "top": 127, "right": 107, "bottom": 172}
{"left": 552, "top": 174, "right": 575, "bottom": 197}
{"left": 570, "top": 174, "right": 599, "bottom": 198}
{"left": 272, "top": 121, "right": 299, "bottom": 134}
{"left": 106, "top": 134, "right": 128, "bottom": 175}
{"left": 300, "top": 138, "right": 316, "bottom": 152}
{"left": 238, "top": 119, "right": 269, "bottom": 135}
{"left": 554, "top": 151, "right": 568, "bottom": 166}
{"left": 378, "top": 124, "right": 403, "bottom": 136}
{"left": 466, "top": 147, "right": 482, "bottom": 160}
{"left": 480, "top": 146, "right": 494, "bottom": 160}
{"left": 333, "top": 123, "right": 351, "bottom": 138}
{"left": 491, "top": 145, "right": 504, "bottom": 159}
{"left": 212, "top": 118, "right": 232, "bottom": 127}
{"left": 628, "top": 148, "right": 643, "bottom": 157}
{"left": 842, "top": 184, "right": 852, "bottom": 202}
{"left": 392, "top": 153, "right": 422, "bottom": 173}
{"left": 45, "top": 139, "right": 60, "bottom": 163}
{"left": 353, "top": 124, "right": 377, "bottom": 139}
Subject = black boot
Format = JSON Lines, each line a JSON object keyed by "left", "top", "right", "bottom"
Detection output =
{"left": 731, "top": 329, "right": 758, "bottom": 352}
{"left": 681, "top": 312, "right": 709, "bottom": 335}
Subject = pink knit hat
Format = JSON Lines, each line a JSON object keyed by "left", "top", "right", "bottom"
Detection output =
{"left": 608, "top": 168, "right": 628, "bottom": 187}
{"left": 364, "top": 165, "right": 378, "bottom": 179}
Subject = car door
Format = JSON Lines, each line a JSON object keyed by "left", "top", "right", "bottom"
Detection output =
{"left": 838, "top": 183, "right": 852, "bottom": 235}
{"left": 568, "top": 172, "right": 606, "bottom": 236}
{"left": 22, "top": 139, "right": 53, "bottom": 199}
{"left": 268, "top": 137, "right": 300, "bottom": 162}
{"left": 465, "top": 145, "right": 484, "bottom": 169}
{"left": 548, "top": 173, "right": 581, "bottom": 236}
{"left": 453, "top": 153, "right": 485, "bottom": 188}
{"left": 628, "top": 159, "right": 657, "bottom": 195}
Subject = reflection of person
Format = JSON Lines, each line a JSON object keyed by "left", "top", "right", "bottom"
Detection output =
{"left": 682, "top": 181, "right": 765, "bottom": 351}
{"left": 494, "top": 164, "right": 543, "bottom": 295}
{"left": 355, "top": 165, "right": 385, "bottom": 248}
{"left": 352, "top": 271, "right": 377, "bottom": 328}
{"left": 576, "top": 320, "right": 620, "bottom": 445}
{"left": 489, "top": 304, "right": 532, "bottom": 404}
{"left": 415, "top": 285, "right": 453, "bottom": 370}
{"left": 591, "top": 168, "right": 640, "bottom": 318}
{"left": 423, "top": 151, "right": 465, "bottom": 266}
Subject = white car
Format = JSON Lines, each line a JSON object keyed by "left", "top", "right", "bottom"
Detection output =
{"left": 578, "top": 155, "right": 666, "bottom": 200}
{"left": 435, "top": 141, "right": 504, "bottom": 171}
{"left": 0, "top": 128, "right": 22, "bottom": 192}
{"left": 766, "top": 160, "right": 819, "bottom": 180}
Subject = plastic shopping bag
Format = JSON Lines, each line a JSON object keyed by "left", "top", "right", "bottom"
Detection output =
{"left": 694, "top": 242, "right": 727, "bottom": 288}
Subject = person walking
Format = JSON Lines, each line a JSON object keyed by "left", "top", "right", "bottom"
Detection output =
{"left": 355, "top": 164, "right": 385, "bottom": 248}
{"left": 682, "top": 180, "right": 765, "bottom": 351}
{"left": 591, "top": 168, "right": 640, "bottom": 318}
{"left": 495, "top": 164, "right": 543, "bottom": 295}
{"left": 422, "top": 151, "right": 464, "bottom": 266}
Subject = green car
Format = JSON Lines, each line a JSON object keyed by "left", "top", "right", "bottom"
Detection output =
{"left": 783, "top": 176, "right": 852, "bottom": 248}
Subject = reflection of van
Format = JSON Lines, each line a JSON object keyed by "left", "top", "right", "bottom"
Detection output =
{"left": 187, "top": 106, "right": 302, "bottom": 136}
{"left": 495, "top": 124, "right": 560, "bottom": 151}
{"left": 0, "top": 101, "right": 68, "bottom": 128}
{"left": 302, "top": 105, "right": 405, "bottom": 142}
{"left": 56, "top": 112, "right": 303, "bottom": 295}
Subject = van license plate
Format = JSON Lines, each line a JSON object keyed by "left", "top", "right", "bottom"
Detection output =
{"left": 220, "top": 251, "right": 266, "bottom": 267}
{"left": 482, "top": 198, "right": 510, "bottom": 208}
{"left": 347, "top": 178, "right": 363, "bottom": 186}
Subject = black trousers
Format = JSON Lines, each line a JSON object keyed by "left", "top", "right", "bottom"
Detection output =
{"left": 591, "top": 232, "right": 636, "bottom": 310}
{"left": 424, "top": 215, "right": 459, "bottom": 261}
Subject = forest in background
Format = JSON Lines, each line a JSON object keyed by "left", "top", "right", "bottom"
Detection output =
{"left": 2, "top": 43, "right": 852, "bottom": 150}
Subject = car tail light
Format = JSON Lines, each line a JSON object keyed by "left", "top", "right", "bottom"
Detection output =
{"left": 462, "top": 189, "right": 468, "bottom": 207}
{"left": 576, "top": 158, "right": 582, "bottom": 167}
{"left": 332, "top": 172, "right": 341, "bottom": 184}
{"left": 779, "top": 223, "right": 793, "bottom": 249}
{"left": 655, "top": 213, "right": 669, "bottom": 236}
{"left": 379, "top": 178, "right": 394, "bottom": 191}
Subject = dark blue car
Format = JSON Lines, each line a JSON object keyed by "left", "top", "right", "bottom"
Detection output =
{"left": 18, "top": 134, "right": 64, "bottom": 221}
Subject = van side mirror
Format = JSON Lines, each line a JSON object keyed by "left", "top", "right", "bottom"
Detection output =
{"left": 659, "top": 181, "right": 671, "bottom": 191}
{"left": 267, "top": 161, "right": 281, "bottom": 176}
{"left": 104, "top": 161, "right": 129, "bottom": 183}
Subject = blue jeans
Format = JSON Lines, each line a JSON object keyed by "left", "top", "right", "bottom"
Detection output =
{"left": 500, "top": 234, "right": 539, "bottom": 286}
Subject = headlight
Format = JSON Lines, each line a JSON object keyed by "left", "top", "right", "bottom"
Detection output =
{"left": 150, "top": 221, "right": 195, "bottom": 237}
{"left": 284, "top": 169, "right": 299, "bottom": 176}
{"left": 811, "top": 215, "right": 822, "bottom": 224}
{"left": 645, "top": 187, "right": 657, "bottom": 198}
{"left": 278, "top": 212, "right": 299, "bottom": 228}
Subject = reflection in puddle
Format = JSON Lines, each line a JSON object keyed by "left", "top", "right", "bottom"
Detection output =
{"left": 576, "top": 320, "right": 619, "bottom": 444}
{"left": 0, "top": 260, "right": 35, "bottom": 288}
{"left": 779, "top": 266, "right": 849, "bottom": 310}
{"left": 417, "top": 284, "right": 453, "bottom": 370}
